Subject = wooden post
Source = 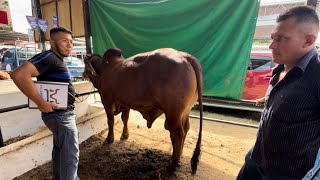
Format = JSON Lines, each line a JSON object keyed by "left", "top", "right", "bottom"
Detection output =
{"left": 82, "top": 0, "right": 92, "bottom": 54}
{"left": 0, "top": 126, "right": 4, "bottom": 147}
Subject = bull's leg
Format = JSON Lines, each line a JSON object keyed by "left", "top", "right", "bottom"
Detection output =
{"left": 120, "top": 108, "right": 130, "bottom": 140}
{"left": 181, "top": 114, "right": 190, "bottom": 154}
{"left": 167, "top": 117, "right": 185, "bottom": 171}
{"left": 164, "top": 115, "right": 190, "bottom": 160}
{"left": 106, "top": 109, "right": 115, "bottom": 143}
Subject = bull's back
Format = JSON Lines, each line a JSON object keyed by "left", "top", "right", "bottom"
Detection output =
{"left": 126, "top": 49, "right": 197, "bottom": 89}
{"left": 106, "top": 49, "right": 198, "bottom": 109}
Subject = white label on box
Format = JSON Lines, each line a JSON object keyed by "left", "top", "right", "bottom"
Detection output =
{"left": 28, "top": 81, "right": 69, "bottom": 109}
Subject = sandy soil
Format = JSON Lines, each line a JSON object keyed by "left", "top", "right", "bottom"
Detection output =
{"left": 14, "top": 109, "right": 258, "bottom": 180}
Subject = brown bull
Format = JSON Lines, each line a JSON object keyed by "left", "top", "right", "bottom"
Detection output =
{"left": 83, "top": 48, "right": 203, "bottom": 174}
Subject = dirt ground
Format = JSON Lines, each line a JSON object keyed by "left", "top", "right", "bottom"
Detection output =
{"left": 3, "top": 135, "right": 31, "bottom": 146}
{"left": 14, "top": 109, "right": 258, "bottom": 180}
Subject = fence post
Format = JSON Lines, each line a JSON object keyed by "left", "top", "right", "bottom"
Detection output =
{"left": 0, "top": 126, "right": 4, "bottom": 147}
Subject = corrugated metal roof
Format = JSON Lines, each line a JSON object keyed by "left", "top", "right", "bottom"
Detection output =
{"left": 0, "top": 30, "right": 29, "bottom": 44}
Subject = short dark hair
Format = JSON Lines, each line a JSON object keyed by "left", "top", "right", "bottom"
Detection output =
{"left": 277, "top": 6, "right": 319, "bottom": 27}
{"left": 50, "top": 27, "right": 72, "bottom": 37}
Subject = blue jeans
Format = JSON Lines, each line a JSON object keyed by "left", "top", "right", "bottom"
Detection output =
{"left": 237, "top": 148, "right": 296, "bottom": 180}
{"left": 302, "top": 148, "right": 320, "bottom": 180}
{"left": 42, "top": 111, "right": 79, "bottom": 180}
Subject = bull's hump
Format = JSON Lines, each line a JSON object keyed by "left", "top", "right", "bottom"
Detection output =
{"left": 157, "top": 49, "right": 185, "bottom": 63}
{"left": 127, "top": 48, "right": 187, "bottom": 64}
{"left": 150, "top": 49, "right": 186, "bottom": 63}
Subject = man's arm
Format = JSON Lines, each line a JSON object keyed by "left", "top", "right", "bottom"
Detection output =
{"left": 11, "top": 61, "right": 58, "bottom": 112}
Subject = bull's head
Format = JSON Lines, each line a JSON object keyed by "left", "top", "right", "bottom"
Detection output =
{"left": 83, "top": 54, "right": 104, "bottom": 88}
{"left": 83, "top": 48, "right": 124, "bottom": 89}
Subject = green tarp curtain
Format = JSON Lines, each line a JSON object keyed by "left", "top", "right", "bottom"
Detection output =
{"left": 90, "top": 0, "right": 259, "bottom": 99}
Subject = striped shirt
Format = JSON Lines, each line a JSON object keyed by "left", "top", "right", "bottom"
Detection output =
{"left": 29, "top": 50, "right": 75, "bottom": 109}
{"left": 251, "top": 48, "right": 320, "bottom": 179}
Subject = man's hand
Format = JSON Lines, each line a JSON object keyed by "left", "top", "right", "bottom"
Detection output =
{"left": 38, "top": 101, "right": 59, "bottom": 113}
{"left": 255, "top": 97, "right": 265, "bottom": 106}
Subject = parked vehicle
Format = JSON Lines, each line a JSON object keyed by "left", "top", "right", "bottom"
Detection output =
{"left": 0, "top": 47, "right": 39, "bottom": 72}
{"left": 64, "top": 56, "right": 85, "bottom": 80}
{"left": 0, "top": 47, "right": 10, "bottom": 70}
{"left": 202, "top": 52, "right": 276, "bottom": 112}
{"left": 242, "top": 52, "right": 275, "bottom": 100}
{"left": 0, "top": 47, "right": 84, "bottom": 80}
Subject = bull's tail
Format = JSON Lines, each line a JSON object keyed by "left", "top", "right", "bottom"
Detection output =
{"left": 186, "top": 54, "right": 203, "bottom": 175}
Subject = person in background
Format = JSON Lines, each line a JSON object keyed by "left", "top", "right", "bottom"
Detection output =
{"left": 11, "top": 27, "right": 79, "bottom": 180}
{"left": 0, "top": 70, "right": 10, "bottom": 80}
{"left": 237, "top": 6, "right": 320, "bottom": 179}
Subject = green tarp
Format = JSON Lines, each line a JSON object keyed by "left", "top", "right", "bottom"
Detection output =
{"left": 90, "top": 0, "right": 259, "bottom": 99}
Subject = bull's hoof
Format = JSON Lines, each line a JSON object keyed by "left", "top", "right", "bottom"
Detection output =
{"left": 167, "top": 160, "right": 180, "bottom": 174}
{"left": 120, "top": 133, "right": 129, "bottom": 140}
{"left": 167, "top": 162, "right": 180, "bottom": 174}
{"left": 105, "top": 137, "right": 114, "bottom": 144}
